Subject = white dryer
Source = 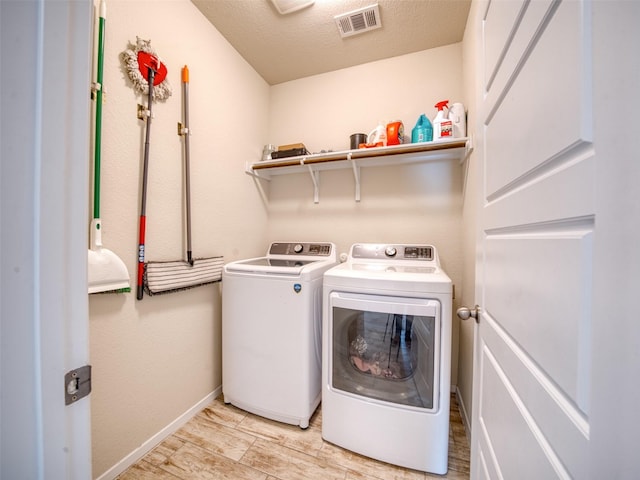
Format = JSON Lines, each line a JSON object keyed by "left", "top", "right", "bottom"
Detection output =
{"left": 222, "top": 242, "right": 337, "bottom": 428}
{"left": 322, "top": 243, "right": 452, "bottom": 474}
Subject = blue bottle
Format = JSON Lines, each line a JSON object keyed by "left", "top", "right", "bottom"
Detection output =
{"left": 411, "top": 114, "right": 433, "bottom": 143}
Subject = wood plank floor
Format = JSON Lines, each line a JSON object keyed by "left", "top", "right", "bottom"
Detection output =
{"left": 118, "top": 393, "right": 470, "bottom": 480}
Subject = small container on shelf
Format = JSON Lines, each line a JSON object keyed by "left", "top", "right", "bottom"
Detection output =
{"left": 262, "top": 144, "right": 275, "bottom": 161}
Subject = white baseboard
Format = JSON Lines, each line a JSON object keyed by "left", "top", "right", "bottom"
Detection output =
{"left": 96, "top": 386, "right": 222, "bottom": 480}
{"left": 455, "top": 385, "right": 472, "bottom": 444}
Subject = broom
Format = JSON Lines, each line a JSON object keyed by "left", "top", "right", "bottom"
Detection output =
{"left": 144, "top": 65, "right": 223, "bottom": 295}
{"left": 87, "top": 0, "right": 130, "bottom": 294}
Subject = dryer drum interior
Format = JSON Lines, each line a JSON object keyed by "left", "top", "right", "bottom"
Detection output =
{"left": 331, "top": 303, "right": 440, "bottom": 410}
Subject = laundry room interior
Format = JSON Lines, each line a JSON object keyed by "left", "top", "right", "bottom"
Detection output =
{"left": 0, "top": 0, "right": 613, "bottom": 477}
{"left": 85, "top": 1, "right": 477, "bottom": 476}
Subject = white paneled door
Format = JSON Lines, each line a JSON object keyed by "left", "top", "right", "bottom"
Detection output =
{"left": 1, "top": 1, "right": 93, "bottom": 478}
{"left": 471, "top": 0, "right": 639, "bottom": 478}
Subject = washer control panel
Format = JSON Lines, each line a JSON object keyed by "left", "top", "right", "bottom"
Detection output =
{"left": 268, "top": 242, "right": 333, "bottom": 256}
{"left": 351, "top": 244, "right": 434, "bottom": 261}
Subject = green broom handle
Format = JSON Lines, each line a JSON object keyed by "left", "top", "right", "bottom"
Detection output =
{"left": 93, "top": 0, "right": 106, "bottom": 220}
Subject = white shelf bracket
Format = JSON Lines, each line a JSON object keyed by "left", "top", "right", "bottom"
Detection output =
{"left": 306, "top": 163, "right": 320, "bottom": 203}
{"left": 462, "top": 134, "right": 474, "bottom": 163}
{"left": 348, "top": 153, "right": 361, "bottom": 202}
{"left": 245, "top": 162, "right": 270, "bottom": 180}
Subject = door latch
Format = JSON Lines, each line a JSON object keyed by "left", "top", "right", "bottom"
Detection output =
{"left": 65, "top": 365, "right": 92, "bottom": 405}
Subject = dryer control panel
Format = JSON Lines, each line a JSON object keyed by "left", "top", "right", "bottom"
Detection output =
{"left": 269, "top": 242, "right": 333, "bottom": 256}
{"left": 403, "top": 246, "right": 434, "bottom": 260}
{"left": 351, "top": 244, "right": 434, "bottom": 261}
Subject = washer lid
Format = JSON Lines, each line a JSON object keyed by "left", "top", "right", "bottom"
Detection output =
{"left": 225, "top": 257, "right": 314, "bottom": 275}
{"left": 224, "top": 242, "right": 337, "bottom": 277}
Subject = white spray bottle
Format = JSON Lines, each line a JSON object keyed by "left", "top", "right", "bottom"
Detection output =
{"left": 449, "top": 102, "right": 466, "bottom": 138}
{"left": 433, "top": 100, "right": 453, "bottom": 140}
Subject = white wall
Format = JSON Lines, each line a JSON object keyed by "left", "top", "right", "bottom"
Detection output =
{"left": 457, "top": 0, "right": 483, "bottom": 434}
{"left": 266, "top": 44, "right": 466, "bottom": 387}
{"left": 88, "top": 0, "right": 270, "bottom": 477}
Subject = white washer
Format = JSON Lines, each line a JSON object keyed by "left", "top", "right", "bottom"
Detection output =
{"left": 222, "top": 242, "right": 337, "bottom": 428}
{"left": 322, "top": 243, "right": 452, "bottom": 474}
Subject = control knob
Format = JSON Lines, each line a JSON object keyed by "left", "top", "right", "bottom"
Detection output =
{"left": 385, "top": 246, "right": 397, "bottom": 257}
{"left": 293, "top": 244, "right": 304, "bottom": 254}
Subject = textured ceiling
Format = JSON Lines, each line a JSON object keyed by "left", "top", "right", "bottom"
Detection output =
{"left": 191, "top": 0, "right": 471, "bottom": 85}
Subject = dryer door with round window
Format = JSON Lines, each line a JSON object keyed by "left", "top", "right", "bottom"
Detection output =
{"left": 328, "top": 292, "right": 441, "bottom": 411}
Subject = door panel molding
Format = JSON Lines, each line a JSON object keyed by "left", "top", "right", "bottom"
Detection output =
{"left": 485, "top": 0, "right": 592, "bottom": 197}
{"left": 480, "top": 312, "right": 589, "bottom": 478}
{"left": 483, "top": 0, "right": 529, "bottom": 92}
{"left": 479, "top": 340, "right": 571, "bottom": 478}
{"left": 484, "top": 154, "right": 594, "bottom": 230}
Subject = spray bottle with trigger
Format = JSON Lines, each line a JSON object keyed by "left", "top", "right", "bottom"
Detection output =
{"left": 433, "top": 100, "right": 453, "bottom": 140}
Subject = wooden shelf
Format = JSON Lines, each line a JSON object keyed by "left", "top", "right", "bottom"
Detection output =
{"left": 245, "top": 136, "right": 472, "bottom": 203}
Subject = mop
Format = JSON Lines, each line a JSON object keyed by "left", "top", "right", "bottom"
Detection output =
{"left": 121, "top": 37, "right": 172, "bottom": 101}
{"left": 120, "top": 37, "right": 171, "bottom": 299}
{"left": 144, "top": 65, "right": 223, "bottom": 295}
{"left": 134, "top": 60, "right": 157, "bottom": 300}
{"left": 88, "top": 0, "right": 130, "bottom": 294}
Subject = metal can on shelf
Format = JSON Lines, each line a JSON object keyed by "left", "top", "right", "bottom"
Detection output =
{"left": 262, "top": 144, "right": 275, "bottom": 161}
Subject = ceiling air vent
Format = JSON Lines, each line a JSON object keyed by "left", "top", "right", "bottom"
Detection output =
{"left": 334, "top": 4, "right": 381, "bottom": 38}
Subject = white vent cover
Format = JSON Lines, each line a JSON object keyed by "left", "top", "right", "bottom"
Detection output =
{"left": 334, "top": 4, "right": 381, "bottom": 38}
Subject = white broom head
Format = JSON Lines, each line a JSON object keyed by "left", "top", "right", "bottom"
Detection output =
{"left": 88, "top": 247, "right": 130, "bottom": 294}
